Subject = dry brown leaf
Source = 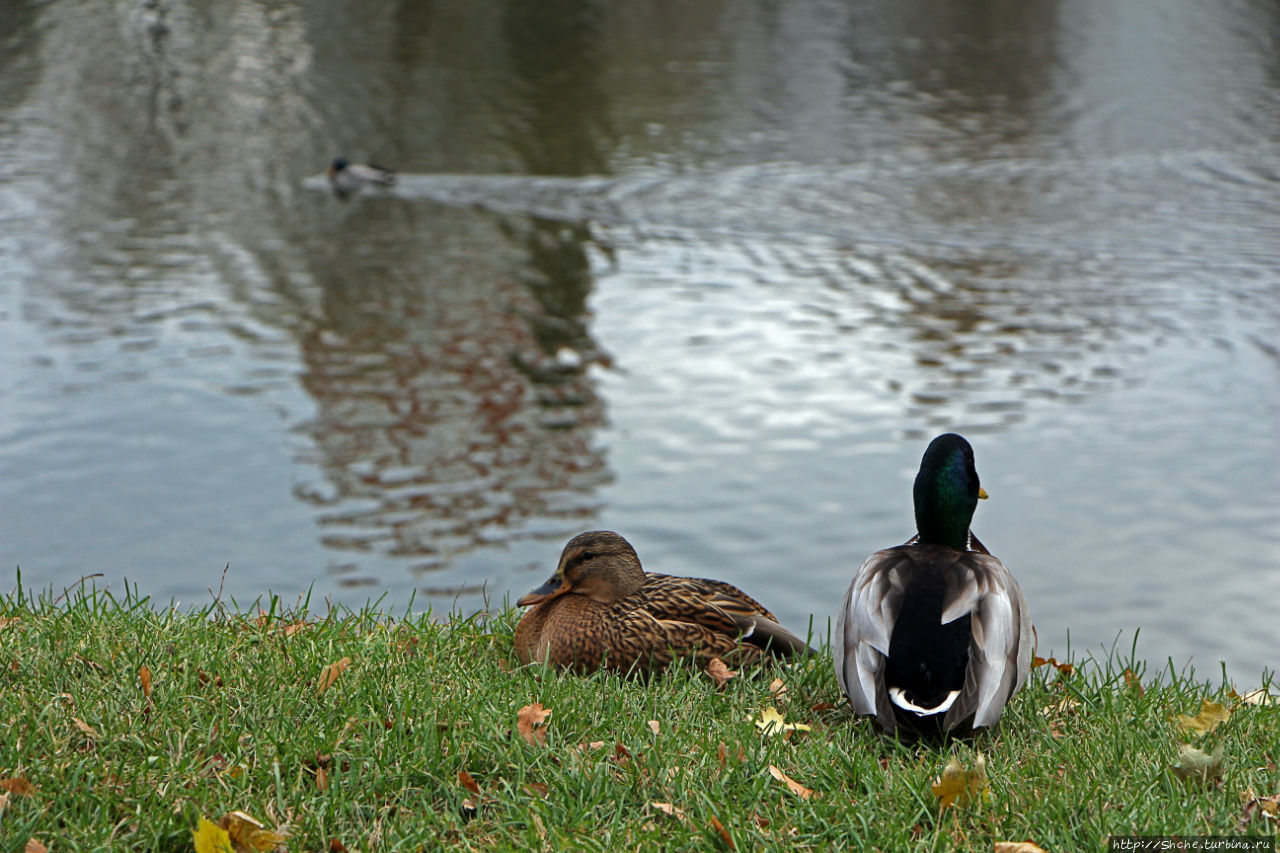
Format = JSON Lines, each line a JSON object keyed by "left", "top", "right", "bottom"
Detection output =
{"left": 517, "top": 703, "right": 551, "bottom": 746}
{"left": 1122, "top": 668, "right": 1144, "bottom": 696}
{"left": 138, "top": 665, "right": 153, "bottom": 701}
{"left": 1175, "top": 699, "right": 1230, "bottom": 736}
{"left": 220, "top": 810, "right": 288, "bottom": 851}
{"left": 524, "top": 782, "right": 549, "bottom": 798}
{"left": 768, "top": 678, "right": 788, "bottom": 699}
{"left": 650, "top": 801, "right": 687, "bottom": 821}
{"left": 72, "top": 718, "right": 99, "bottom": 739}
{"left": 315, "top": 764, "right": 329, "bottom": 791}
{"left": 768, "top": 764, "right": 816, "bottom": 800}
{"left": 716, "top": 742, "right": 728, "bottom": 769}
{"left": 328, "top": 839, "right": 350, "bottom": 853}
{"left": 932, "top": 753, "right": 989, "bottom": 808}
{"left": 995, "top": 843, "right": 1048, "bottom": 853}
{"left": 705, "top": 657, "right": 737, "bottom": 688}
{"left": 316, "top": 657, "right": 351, "bottom": 694}
{"left": 0, "top": 616, "right": 18, "bottom": 629}
{"left": 457, "top": 770, "right": 482, "bottom": 796}
{"left": 0, "top": 792, "right": 8, "bottom": 818}
{"left": 0, "top": 777, "right": 36, "bottom": 796}
{"left": 647, "top": 720, "right": 661, "bottom": 736}
{"left": 810, "top": 701, "right": 836, "bottom": 713}
{"left": 25, "top": 841, "right": 48, "bottom": 853}
{"left": 1031, "top": 655, "right": 1075, "bottom": 676}
{"left": 709, "top": 815, "right": 735, "bottom": 849}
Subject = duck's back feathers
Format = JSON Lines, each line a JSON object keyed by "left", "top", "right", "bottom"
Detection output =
{"left": 835, "top": 542, "right": 1031, "bottom": 735}
{"left": 517, "top": 571, "right": 813, "bottom": 676}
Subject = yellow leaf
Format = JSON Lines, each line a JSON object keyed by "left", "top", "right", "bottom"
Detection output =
{"left": 1172, "top": 742, "right": 1225, "bottom": 783}
{"left": 931, "top": 753, "right": 989, "bottom": 808}
{"left": 192, "top": 817, "right": 234, "bottom": 853}
{"left": 752, "top": 706, "right": 812, "bottom": 737}
{"left": 316, "top": 657, "right": 351, "bottom": 694}
{"left": 219, "top": 810, "right": 287, "bottom": 851}
{"left": 1175, "top": 699, "right": 1230, "bottom": 736}
{"left": 517, "top": 703, "right": 551, "bottom": 746}
{"left": 995, "top": 843, "right": 1048, "bottom": 853}
{"left": 768, "top": 764, "right": 816, "bottom": 800}
{"left": 705, "top": 657, "right": 737, "bottom": 688}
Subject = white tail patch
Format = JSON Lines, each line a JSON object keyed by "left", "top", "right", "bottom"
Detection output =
{"left": 888, "top": 686, "right": 960, "bottom": 716}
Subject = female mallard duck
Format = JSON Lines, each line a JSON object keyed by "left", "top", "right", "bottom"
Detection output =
{"left": 514, "top": 530, "right": 814, "bottom": 675}
{"left": 834, "top": 434, "right": 1031, "bottom": 736}
{"left": 327, "top": 157, "right": 396, "bottom": 198}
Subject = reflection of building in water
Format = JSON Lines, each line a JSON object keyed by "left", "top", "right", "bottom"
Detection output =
{"left": 294, "top": 208, "right": 611, "bottom": 580}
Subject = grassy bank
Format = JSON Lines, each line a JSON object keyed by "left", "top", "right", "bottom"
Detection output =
{"left": 0, "top": 584, "right": 1275, "bottom": 852}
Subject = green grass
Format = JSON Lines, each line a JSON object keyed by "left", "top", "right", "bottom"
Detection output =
{"left": 0, "top": 581, "right": 1276, "bottom": 852}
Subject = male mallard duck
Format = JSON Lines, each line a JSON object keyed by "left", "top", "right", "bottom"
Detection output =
{"left": 514, "top": 530, "right": 814, "bottom": 675}
{"left": 327, "top": 157, "right": 396, "bottom": 198}
{"left": 834, "top": 433, "right": 1031, "bottom": 736}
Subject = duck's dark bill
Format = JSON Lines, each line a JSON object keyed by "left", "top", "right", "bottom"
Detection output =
{"left": 517, "top": 576, "right": 568, "bottom": 607}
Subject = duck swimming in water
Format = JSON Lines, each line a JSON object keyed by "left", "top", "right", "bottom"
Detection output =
{"left": 834, "top": 433, "right": 1031, "bottom": 736}
{"left": 514, "top": 530, "right": 815, "bottom": 676}
{"left": 326, "top": 157, "right": 396, "bottom": 198}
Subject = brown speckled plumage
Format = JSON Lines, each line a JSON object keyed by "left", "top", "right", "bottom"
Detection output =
{"left": 514, "top": 531, "right": 813, "bottom": 676}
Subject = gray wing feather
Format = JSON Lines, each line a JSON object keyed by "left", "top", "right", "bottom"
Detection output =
{"left": 834, "top": 549, "right": 908, "bottom": 730}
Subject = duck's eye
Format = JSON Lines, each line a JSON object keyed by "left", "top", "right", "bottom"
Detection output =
{"left": 579, "top": 551, "right": 596, "bottom": 561}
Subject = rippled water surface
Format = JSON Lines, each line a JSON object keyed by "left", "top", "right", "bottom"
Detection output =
{"left": 2, "top": 0, "right": 1277, "bottom": 681}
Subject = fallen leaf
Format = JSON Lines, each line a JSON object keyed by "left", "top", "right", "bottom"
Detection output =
{"left": 524, "top": 782, "right": 549, "bottom": 798}
{"left": 315, "top": 764, "right": 328, "bottom": 791}
{"left": 72, "top": 718, "right": 99, "bottom": 739}
{"left": 810, "top": 702, "right": 836, "bottom": 712}
{"left": 768, "top": 764, "right": 815, "bottom": 800}
{"left": 0, "top": 777, "right": 36, "bottom": 796}
{"left": 768, "top": 678, "right": 788, "bottom": 699}
{"left": 1237, "top": 788, "right": 1280, "bottom": 831}
{"left": 517, "top": 703, "right": 552, "bottom": 746}
{"left": 753, "top": 706, "right": 811, "bottom": 737}
{"left": 1039, "top": 696, "right": 1081, "bottom": 717}
{"left": 995, "top": 843, "right": 1048, "bottom": 853}
{"left": 1172, "top": 742, "right": 1225, "bottom": 783}
{"left": 192, "top": 817, "right": 234, "bottom": 853}
{"left": 138, "top": 665, "right": 153, "bottom": 701}
{"left": 219, "top": 810, "right": 287, "bottom": 851}
{"left": 709, "top": 815, "right": 735, "bottom": 849}
{"left": 931, "top": 753, "right": 989, "bottom": 808}
{"left": 316, "top": 657, "right": 351, "bottom": 694}
{"left": 1175, "top": 699, "right": 1230, "bottom": 736}
{"left": 706, "top": 658, "right": 737, "bottom": 688}
{"left": 716, "top": 742, "right": 728, "bottom": 769}
{"left": 0, "top": 616, "right": 18, "bottom": 629}
{"left": 650, "top": 801, "right": 687, "bottom": 821}
{"left": 328, "top": 839, "right": 350, "bottom": 853}
{"left": 458, "top": 770, "right": 482, "bottom": 796}
{"left": 1122, "top": 668, "right": 1143, "bottom": 696}
{"left": 648, "top": 720, "right": 661, "bottom": 736}
{"left": 25, "top": 841, "right": 48, "bottom": 853}
{"left": 1237, "top": 688, "right": 1279, "bottom": 707}
{"left": 0, "top": 792, "right": 7, "bottom": 818}
{"left": 1031, "top": 655, "right": 1075, "bottom": 676}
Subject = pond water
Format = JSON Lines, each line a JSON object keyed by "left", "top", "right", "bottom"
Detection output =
{"left": 2, "top": 0, "right": 1277, "bottom": 682}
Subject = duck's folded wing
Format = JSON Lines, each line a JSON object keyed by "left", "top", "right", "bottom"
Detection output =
{"left": 942, "top": 554, "right": 1032, "bottom": 730}
{"left": 835, "top": 549, "right": 911, "bottom": 724}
